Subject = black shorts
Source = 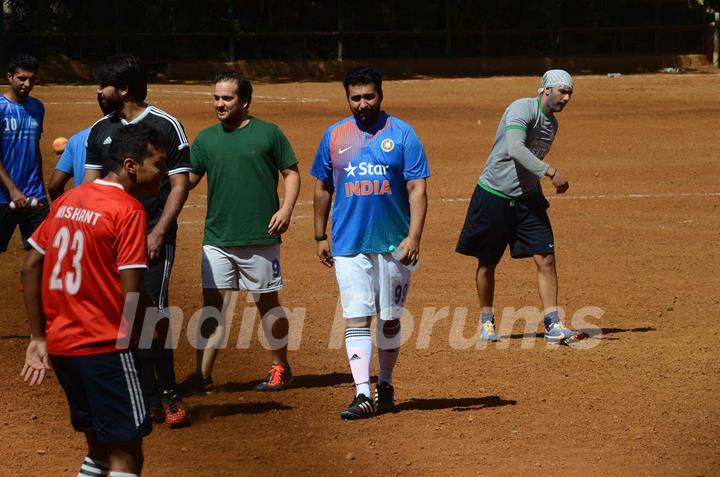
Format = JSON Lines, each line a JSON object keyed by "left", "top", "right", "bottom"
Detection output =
{"left": 0, "top": 203, "right": 49, "bottom": 252}
{"left": 50, "top": 350, "right": 152, "bottom": 444}
{"left": 137, "top": 241, "right": 177, "bottom": 404}
{"left": 455, "top": 185, "right": 554, "bottom": 265}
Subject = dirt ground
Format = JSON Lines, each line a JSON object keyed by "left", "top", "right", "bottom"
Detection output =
{"left": 1, "top": 72, "right": 719, "bottom": 476}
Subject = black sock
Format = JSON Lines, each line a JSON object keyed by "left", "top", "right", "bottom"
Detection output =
{"left": 156, "top": 347, "right": 177, "bottom": 392}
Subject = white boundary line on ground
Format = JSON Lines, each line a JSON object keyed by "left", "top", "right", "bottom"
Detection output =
{"left": 177, "top": 214, "right": 310, "bottom": 225}
{"left": 548, "top": 191, "right": 720, "bottom": 200}
{"left": 182, "top": 191, "right": 720, "bottom": 212}
{"left": 44, "top": 101, "right": 99, "bottom": 105}
{"left": 45, "top": 90, "right": 329, "bottom": 105}
{"left": 151, "top": 89, "right": 329, "bottom": 103}
{"left": 436, "top": 192, "right": 720, "bottom": 203}
{"left": 312, "top": 191, "right": 720, "bottom": 205}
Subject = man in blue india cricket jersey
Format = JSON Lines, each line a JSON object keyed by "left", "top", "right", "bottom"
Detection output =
{"left": 312, "top": 66, "right": 430, "bottom": 420}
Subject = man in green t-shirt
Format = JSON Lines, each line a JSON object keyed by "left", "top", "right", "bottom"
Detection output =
{"left": 181, "top": 70, "right": 300, "bottom": 394}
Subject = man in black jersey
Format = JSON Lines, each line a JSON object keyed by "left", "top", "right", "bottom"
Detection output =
{"left": 84, "top": 53, "right": 191, "bottom": 428}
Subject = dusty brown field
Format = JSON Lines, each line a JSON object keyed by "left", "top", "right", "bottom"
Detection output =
{"left": 1, "top": 73, "right": 719, "bottom": 476}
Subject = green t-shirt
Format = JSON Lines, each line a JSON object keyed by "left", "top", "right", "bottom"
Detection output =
{"left": 191, "top": 117, "right": 298, "bottom": 246}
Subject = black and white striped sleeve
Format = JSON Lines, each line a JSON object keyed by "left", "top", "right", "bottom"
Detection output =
{"left": 84, "top": 120, "right": 105, "bottom": 171}
{"left": 150, "top": 107, "right": 192, "bottom": 176}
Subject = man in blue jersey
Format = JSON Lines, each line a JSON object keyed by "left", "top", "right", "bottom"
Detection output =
{"left": 456, "top": 69, "right": 578, "bottom": 344}
{"left": 0, "top": 53, "right": 49, "bottom": 253}
{"left": 48, "top": 95, "right": 113, "bottom": 200}
{"left": 312, "top": 66, "right": 430, "bottom": 420}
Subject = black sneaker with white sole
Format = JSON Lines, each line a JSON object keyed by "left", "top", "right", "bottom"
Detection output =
{"left": 340, "top": 393, "right": 376, "bottom": 420}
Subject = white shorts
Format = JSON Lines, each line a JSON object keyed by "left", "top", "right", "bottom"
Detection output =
{"left": 334, "top": 253, "right": 412, "bottom": 320}
{"left": 201, "top": 244, "right": 283, "bottom": 292}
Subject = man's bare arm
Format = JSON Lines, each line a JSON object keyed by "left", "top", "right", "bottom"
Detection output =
{"left": 147, "top": 172, "right": 189, "bottom": 260}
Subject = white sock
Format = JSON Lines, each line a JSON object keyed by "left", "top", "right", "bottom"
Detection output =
{"left": 377, "top": 320, "right": 401, "bottom": 385}
{"left": 78, "top": 456, "right": 109, "bottom": 477}
{"left": 108, "top": 472, "right": 139, "bottom": 477}
{"left": 345, "top": 327, "right": 371, "bottom": 397}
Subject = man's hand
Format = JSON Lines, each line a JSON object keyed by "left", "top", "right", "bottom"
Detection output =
{"left": 21, "top": 338, "right": 50, "bottom": 386}
{"left": 147, "top": 229, "right": 165, "bottom": 260}
{"left": 397, "top": 236, "right": 420, "bottom": 265}
{"left": 317, "top": 240, "right": 334, "bottom": 268}
{"left": 10, "top": 188, "right": 28, "bottom": 208}
{"left": 268, "top": 208, "right": 292, "bottom": 236}
{"left": 551, "top": 169, "right": 569, "bottom": 194}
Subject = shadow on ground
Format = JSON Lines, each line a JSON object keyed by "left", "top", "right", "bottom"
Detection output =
{"left": 502, "top": 326, "right": 656, "bottom": 340}
{"left": 191, "top": 401, "right": 292, "bottom": 421}
{"left": 397, "top": 395, "right": 517, "bottom": 412}
{"left": 220, "top": 371, "right": 360, "bottom": 393}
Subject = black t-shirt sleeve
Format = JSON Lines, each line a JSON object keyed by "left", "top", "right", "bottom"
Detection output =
{"left": 85, "top": 122, "right": 104, "bottom": 171}
{"left": 162, "top": 117, "right": 192, "bottom": 176}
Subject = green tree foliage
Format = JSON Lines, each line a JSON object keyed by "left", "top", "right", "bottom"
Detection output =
{"left": 1, "top": 0, "right": 709, "bottom": 60}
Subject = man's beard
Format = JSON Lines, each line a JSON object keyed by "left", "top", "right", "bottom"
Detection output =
{"left": 100, "top": 94, "right": 123, "bottom": 114}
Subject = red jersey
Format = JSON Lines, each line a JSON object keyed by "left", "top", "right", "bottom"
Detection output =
{"left": 28, "top": 179, "right": 148, "bottom": 356}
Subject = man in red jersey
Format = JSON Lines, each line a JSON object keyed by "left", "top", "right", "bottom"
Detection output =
{"left": 20, "top": 122, "right": 166, "bottom": 477}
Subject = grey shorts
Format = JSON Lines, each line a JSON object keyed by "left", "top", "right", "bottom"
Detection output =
{"left": 201, "top": 244, "right": 283, "bottom": 292}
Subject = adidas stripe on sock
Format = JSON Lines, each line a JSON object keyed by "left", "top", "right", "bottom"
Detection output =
{"left": 345, "top": 327, "right": 371, "bottom": 397}
{"left": 78, "top": 456, "right": 109, "bottom": 477}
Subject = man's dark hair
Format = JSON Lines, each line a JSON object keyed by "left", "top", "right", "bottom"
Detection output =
{"left": 343, "top": 66, "right": 383, "bottom": 99}
{"left": 94, "top": 53, "right": 148, "bottom": 102}
{"left": 108, "top": 123, "right": 166, "bottom": 173}
{"left": 7, "top": 53, "right": 39, "bottom": 75}
{"left": 213, "top": 70, "right": 253, "bottom": 104}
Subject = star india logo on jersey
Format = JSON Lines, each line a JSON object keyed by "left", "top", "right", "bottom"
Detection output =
{"left": 343, "top": 159, "right": 393, "bottom": 197}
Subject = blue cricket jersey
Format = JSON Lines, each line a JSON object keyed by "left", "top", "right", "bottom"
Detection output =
{"left": 0, "top": 95, "right": 46, "bottom": 203}
{"left": 54, "top": 127, "right": 90, "bottom": 183}
{"left": 311, "top": 112, "right": 430, "bottom": 256}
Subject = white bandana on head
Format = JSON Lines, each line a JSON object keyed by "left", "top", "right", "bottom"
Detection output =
{"left": 537, "top": 69, "right": 573, "bottom": 94}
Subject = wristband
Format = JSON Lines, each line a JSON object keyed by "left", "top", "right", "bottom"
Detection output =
{"left": 314, "top": 234, "right": 328, "bottom": 242}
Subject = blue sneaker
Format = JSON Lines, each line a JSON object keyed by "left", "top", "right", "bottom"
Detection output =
{"left": 480, "top": 321, "right": 498, "bottom": 341}
{"left": 544, "top": 322, "right": 578, "bottom": 343}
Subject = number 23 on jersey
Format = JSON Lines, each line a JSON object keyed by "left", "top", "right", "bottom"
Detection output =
{"left": 49, "top": 226, "right": 84, "bottom": 295}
